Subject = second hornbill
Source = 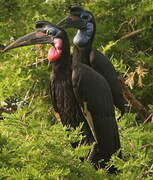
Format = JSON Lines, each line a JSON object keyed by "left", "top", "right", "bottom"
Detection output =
{"left": 3, "top": 22, "right": 121, "bottom": 172}
{"left": 57, "top": 6, "right": 125, "bottom": 118}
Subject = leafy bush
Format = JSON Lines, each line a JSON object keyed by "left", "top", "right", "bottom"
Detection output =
{"left": 0, "top": 0, "right": 153, "bottom": 179}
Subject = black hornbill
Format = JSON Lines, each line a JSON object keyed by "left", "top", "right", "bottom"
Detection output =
{"left": 3, "top": 22, "right": 121, "bottom": 172}
{"left": 57, "top": 6, "right": 125, "bottom": 118}
{"left": 3, "top": 22, "right": 94, "bottom": 148}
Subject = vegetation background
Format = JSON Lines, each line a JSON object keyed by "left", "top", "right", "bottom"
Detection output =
{"left": 0, "top": 0, "right": 153, "bottom": 179}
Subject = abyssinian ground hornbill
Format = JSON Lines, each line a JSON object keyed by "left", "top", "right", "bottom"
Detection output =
{"left": 58, "top": 6, "right": 125, "bottom": 119}
{"left": 3, "top": 21, "right": 121, "bottom": 172}
{"left": 3, "top": 23, "right": 94, "bottom": 149}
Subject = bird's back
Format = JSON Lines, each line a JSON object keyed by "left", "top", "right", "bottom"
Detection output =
{"left": 89, "top": 48, "right": 125, "bottom": 115}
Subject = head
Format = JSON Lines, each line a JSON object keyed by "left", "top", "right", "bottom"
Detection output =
{"left": 58, "top": 6, "right": 96, "bottom": 48}
{"left": 3, "top": 21, "right": 69, "bottom": 62}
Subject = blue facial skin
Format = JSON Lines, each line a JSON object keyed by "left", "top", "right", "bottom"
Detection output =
{"left": 73, "top": 22, "right": 94, "bottom": 47}
{"left": 46, "top": 27, "right": 62, "bottom": 37}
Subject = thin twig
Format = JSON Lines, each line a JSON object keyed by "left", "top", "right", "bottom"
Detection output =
{"left": 118, "top": 28, "right": 145, "bottom": 41}
{"left": 142, "top": 144, "right": 153, "bottom": 148}
{"left": 143, "top": 113, "right": 153, "bottom": 125}
{"left": 115, "top": 21, "right": 128, "bottom": 33}
{"left": 27, "top": 58, "right": 48, "bottom": 68}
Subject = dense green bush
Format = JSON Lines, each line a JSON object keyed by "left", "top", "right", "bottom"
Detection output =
{"left": 0, "top": 0, "right": 153, "bottom": 179}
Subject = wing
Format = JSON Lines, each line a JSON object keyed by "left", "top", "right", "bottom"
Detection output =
{"left": 50, "top": 77, "right": 58, "bottom": 113}
{"left": 72, "top": 63, "right": 121, "bottom": 167}
{"left": 89, "top": 49, "right": 125, "bottom": 117}
{"left": 50, "top": 72, "right": 94, "bottom": 146}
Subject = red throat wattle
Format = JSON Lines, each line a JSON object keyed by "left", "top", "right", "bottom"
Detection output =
{"left": 48, "top": 38, "right": 63, "bottom": 62}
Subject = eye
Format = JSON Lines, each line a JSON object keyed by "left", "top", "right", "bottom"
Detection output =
{"left": 81, "top": 15, "right": 88, "bottom": 20}
{"left": 46, "top": 28, "right": 57, "bottom": 36}
{"left": 80, "top": 13, "right": 92, "bottom": 21}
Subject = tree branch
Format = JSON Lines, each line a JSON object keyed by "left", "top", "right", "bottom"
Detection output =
{"left": 118, "top": 75, "right": 153, "bottom": 124}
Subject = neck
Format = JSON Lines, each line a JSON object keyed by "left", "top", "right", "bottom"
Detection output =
{"left": 72, "top": 22, "right": 95, "bottom": 65}
{"left": 72, "top": 45, "right": 91, "bottom": 65}
{"left": 73, "top": 22, "right": 94, "bottom": 48}
{"left": 52, "top": 37, "right": 71, "bottom": 75}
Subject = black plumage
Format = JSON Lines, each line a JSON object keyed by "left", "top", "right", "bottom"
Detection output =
{"left": 49, "top": 32, "right": 94, "bottom": 147}
{"left": 45, "top": 24, "right": 121, "bottom": 171}
{"left": 72, "top": 42, "right": 121, "bottom": 171}
{"left": 58, "top": 6, "right": 125, "bottom": 118}
{"left": 3, "top": 22, "right": 94, "bottom": 148}
{"left": 3, "top": 22, "right": 121, "bottom": 172}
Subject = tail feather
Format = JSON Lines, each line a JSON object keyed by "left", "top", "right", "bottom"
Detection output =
{"left": 87, "top": 116, "right": 121, "bottom": 173}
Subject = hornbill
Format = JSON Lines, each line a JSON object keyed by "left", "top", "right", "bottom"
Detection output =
{"left": 3, "top": 22, "right": 121, "bottom": 172}
{"left": 56, "top": 6, "right": 125, "bottom": 118}
{"left": 3, "top": 22, "right": 94, "bottom": 148}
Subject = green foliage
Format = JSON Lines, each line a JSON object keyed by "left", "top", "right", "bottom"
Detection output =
{"left": 0, "top": 0, "right": 153, "bottom": 179}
